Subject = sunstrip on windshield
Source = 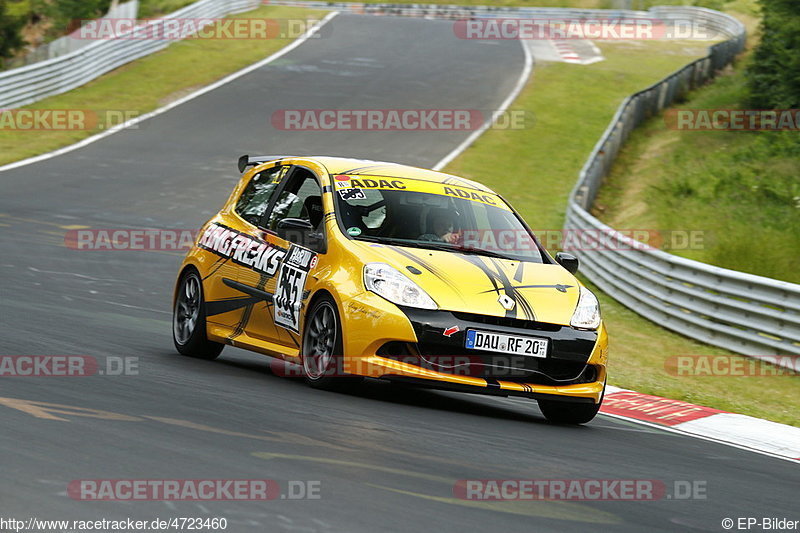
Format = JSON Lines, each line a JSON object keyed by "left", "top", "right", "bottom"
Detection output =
{"left": 333, "top": 175, "right": 511, "bottom": 211}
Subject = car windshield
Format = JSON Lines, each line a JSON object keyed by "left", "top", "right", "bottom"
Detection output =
{"left": 333, "top": 175, "right": 544, "bottom": 262}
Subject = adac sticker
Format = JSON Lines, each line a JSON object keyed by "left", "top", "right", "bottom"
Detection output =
{"left": 347, "top": 227, "right": 362, "bottom": 236}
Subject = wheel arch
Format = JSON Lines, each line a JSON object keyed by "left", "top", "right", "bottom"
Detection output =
{"left": 173, "top": 263, "right": 202, "bottom": 304}
{"left": 303, "top": 288, "right": 345, "bottom": 346}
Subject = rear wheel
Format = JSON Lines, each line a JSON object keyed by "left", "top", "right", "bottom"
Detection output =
{"left": 173, "top": 270, "right": 224, "bottom": 360}
{"left": 537, "top": 386, "right": 605, "bottom": 425}
{"left": 301, "top": 295, "right": 360, "bottom": 389}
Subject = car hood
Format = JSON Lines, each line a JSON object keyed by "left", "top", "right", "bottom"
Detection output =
{"left": 351, "top": 242, "right": 580, "bottom": 326}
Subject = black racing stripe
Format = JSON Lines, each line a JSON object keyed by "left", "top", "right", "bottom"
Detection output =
{"left": 485, "top": 378, "right": 501, "bottom": 390}
{"left": 514, "top": 261, "right": 525, "bottom": 283}
{"left": 389, "top": 246, "right": 462, "bottom": 293}
{"left": 339, "top": 165, "right": 384, "bottom": 175}
{"left": 202, "top": 256, "right": 229, "bottom": 281}
{"left": 222, "top": 278, "right": 274, "bottom": 301}
{"left": 458, "top": 255, "right": 536, "bottom": 321}
{"left": 487, "top": 258, "right": 536, "bottom": 321}
{"left": 206, "top": 296, "right": 262, "bottom": 317}
{"left": 221, "top": 277, "right": 275, "bottom": 340}
{"left": 459, "top": 255, "right": 507, "bottom": 316}
{"left": 231, "top": 304, "right": 252, "bottom": 339}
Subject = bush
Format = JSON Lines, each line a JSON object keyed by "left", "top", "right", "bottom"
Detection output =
{"left": 0, "top": 0, "right": 26, "bottom": 65}
{"left": 746, "top": 0, "right": 800, "bottom": 108}
{"left": 44, "top": 0, "right": 112, "bottom": 34}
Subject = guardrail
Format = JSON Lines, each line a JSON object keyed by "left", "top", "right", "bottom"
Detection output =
{"left": 564, "top": 8, "right": 800, "bottom": 361}
{"left": 6, "top": 1, "right": 140, "bottom": 69}
{"left": 4, "top": 0, "right": 794, "bottom": 359}
{"left": 0, "top": 0, "right": 260, "bottom": 109}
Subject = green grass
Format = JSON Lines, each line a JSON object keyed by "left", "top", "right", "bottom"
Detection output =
{"left": 591, "top": 0, "right": 800, "bottom": 286}
{"left": 2, "top": 1, "right": 795, "bottom": 425}
{"left": 594, "top": 59, "right": 800, "bottom": 284}
{"left": 446, "top": 41, "right": 715, "bottom": 231}
{"left": 443, "top": 39, "right": 800, "bottom": 427}
{"left": 0, "top": 6, "right": 327, "bottom": 166}
{"left": 139, "top": 0, "right": 198, "bottom": 18}
{"left": 357, "top": 0, "right": 608, "bottom": 8}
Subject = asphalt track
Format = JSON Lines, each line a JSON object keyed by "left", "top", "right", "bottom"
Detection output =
{"left": 0, "top": 13, "right": 796, "bottom": 533}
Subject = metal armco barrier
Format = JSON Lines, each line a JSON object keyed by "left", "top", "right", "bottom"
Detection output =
{"left": 0, "top": 0, "right": 261, "bottom": 108}
{"left": 3, "top": 0, "right": 795, "bottom": 361}
{"left": 564, "top": 8, "right": 800, "bottom": 362}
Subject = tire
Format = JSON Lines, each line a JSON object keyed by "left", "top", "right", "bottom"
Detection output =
{"left": 301, "top": 295, "right": 360, "bottom": 390}
{"left": 172, "top": 269, "right": 224, "bottom": 360}
{"left": 537, "top": 385, "right": 605, "bottom": 425}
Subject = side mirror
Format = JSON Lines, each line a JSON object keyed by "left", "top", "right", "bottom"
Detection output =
{"left": 277, "top": 217, "right": 313, "bottom": 243}
{"left": 276, "top": 218, "right": 324, "bottom": 251}
{"left": 555, "top": 252, "right": 579, "bottom": 274}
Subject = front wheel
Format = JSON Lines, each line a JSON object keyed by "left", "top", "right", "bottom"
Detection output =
{"left": 537, "top": 387, "right": 604, "bottom": 425}
{"left": 172, "top": 270, "right": 224, "bottom": 360}
{"left": 301, "top": 295, "right": 360, "bottom": 390}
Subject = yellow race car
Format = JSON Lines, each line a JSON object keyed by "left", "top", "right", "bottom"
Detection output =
{"left": 173, "top": 156, "right": 608, "bottom": 424}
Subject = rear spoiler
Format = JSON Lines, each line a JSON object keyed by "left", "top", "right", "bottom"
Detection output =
{"left": 237, "top": 154, "right": 295, "bottom": 174}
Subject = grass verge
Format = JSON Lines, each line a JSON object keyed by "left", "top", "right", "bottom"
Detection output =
{"left": 443, "top": 39, "right": 799, "bottom": 427}
{"left": 357, "top": 0, "right": 607, "bottom": 8}
{"left": 593, "top": 46, "right": 800, "bottom": 284}
{"left": 3, "top": 2, "right": 795, "bottom": 425}
{"left": 0, "top": 5, "right": 327, "bottom": 166}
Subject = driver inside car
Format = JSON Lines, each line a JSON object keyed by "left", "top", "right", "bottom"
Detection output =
{"left": 418, "top": 208, "right": 461, "bottom": 244}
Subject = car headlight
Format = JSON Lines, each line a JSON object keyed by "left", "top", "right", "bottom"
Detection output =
{"left": 364, "top": 263, "right": 437, "bottom": 310}
{"left": 570, "top": 286, "right": 601, "bottom": 330}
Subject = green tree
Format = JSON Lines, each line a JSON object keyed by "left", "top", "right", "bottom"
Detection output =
{"left": 746, "top": 0, "right": 800, "bottom": 108}
{"left": 47, "top": 0, "right": 112, "bottom": 34}
{"left": 0, "top": 0, "right": 26, "bottom": 66}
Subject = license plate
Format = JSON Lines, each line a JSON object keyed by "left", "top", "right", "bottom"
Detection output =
{"left": 465, "top": 329, "right": 548, "bottom": 358}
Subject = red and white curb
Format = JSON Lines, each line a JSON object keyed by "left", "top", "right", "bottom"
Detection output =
{"left": 548, "top": 39, "right": 604, "bottom": 65}
{"left": 601, "top": 386, "right": 800, "bottom": 463}
{"left": 550, "top": 39, "right": 582, "bottom": 63}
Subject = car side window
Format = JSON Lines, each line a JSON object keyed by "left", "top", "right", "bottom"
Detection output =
{"left": 235, "top": 165, "right": 286, "bottom": 226}
{"left": 266, "top": 170, "right": 324, "bottom": 231}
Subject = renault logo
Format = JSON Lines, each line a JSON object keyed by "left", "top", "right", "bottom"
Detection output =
{"left": 498, "top": 294, "right": 515, "bottom": 310}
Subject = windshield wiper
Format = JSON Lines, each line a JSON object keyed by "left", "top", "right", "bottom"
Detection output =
{"left": 448, "top": 245, "right": 516, "bottom": 260}
{"left": 355, "top": 236, "right": 527, "bottom": 261}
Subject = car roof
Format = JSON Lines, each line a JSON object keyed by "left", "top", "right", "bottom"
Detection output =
{"left": 289, "top": 156, "right": 496, "bottom": 194}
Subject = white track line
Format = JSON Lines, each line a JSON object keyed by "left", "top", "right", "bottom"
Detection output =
{"left": 7, "top": 10, "right": 792, "bottom": 465}
{"left": 0, "top": 11, "right": 340, "bottom": 174}
{"left": 433, "top": 37, "right": 533, "bottom": 171}
{"left": 598, "top": 412, "right": 800, "bottom": 465}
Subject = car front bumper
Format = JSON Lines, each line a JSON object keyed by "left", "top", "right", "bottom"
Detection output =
{"left": 339, "top": 293, "right": 608, "bottom": 403}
